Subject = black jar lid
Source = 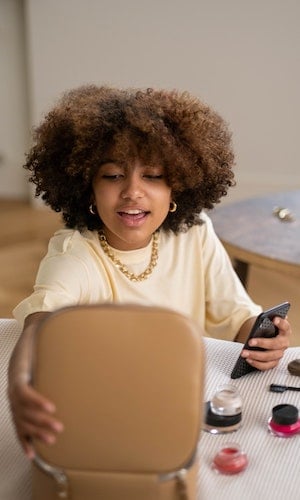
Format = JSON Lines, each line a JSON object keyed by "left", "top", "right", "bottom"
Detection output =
{"left": 272, "top": 404, "right": 299, "bottom": 425}
{"left": 205, "top": 401, "right": 242, "bottom": 427}
{"left": 288, "top": 359, "right": 300, "bottom": 376}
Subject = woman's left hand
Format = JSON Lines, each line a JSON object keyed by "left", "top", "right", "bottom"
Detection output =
{"left": 241, "top": 316, "right": 292, "bottom": 371}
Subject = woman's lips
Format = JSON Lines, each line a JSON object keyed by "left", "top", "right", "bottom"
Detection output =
{"left": 117, "top": 209, "right": 149, "bottom": 226}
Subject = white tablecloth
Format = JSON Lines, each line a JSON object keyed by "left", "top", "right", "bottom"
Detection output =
{"left": 199, "top": 338, "right": 300, "bottom": 500}
{"left": 1, "top": 320, "right": 300, "bottom": 500}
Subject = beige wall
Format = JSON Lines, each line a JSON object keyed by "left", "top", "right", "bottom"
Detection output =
{"left": 1, "top": 0, "right": 300, "bottom": 201}
{"left": 0, "top": 0, "right": 29, "bottom": 198}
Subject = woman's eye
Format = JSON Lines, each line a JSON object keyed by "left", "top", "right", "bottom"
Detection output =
{"left": 102, "top": 174, "right": 124, "bottom": 180}
{"left": 144, "top": 174, "right": 164, "bottom": 180}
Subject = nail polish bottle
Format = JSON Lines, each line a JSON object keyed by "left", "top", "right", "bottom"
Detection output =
{"left": 212, "top": 443, "right": 248, "bottom": 474}
{"left": 268, "top": 404, "right": 300, "bottom": 437}
{"left": 203, "top": 385, "right": 242, "bottom": 434}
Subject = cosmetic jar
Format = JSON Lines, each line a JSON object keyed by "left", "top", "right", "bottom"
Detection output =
{"left": 268, "top": 404, "right": 300, "bottom": 437}
{"left": 203, "top": 385, "right": 242, "bottom": 434}
{"left": 288, "top": 359, "right": 300, "bottom": 377}
{"left": 212, "top": 443, "right": 248, "bottom": 474}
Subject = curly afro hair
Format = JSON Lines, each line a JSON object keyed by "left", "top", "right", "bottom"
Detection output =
{"left": 25, "top": 84, "right": 235, "bottom": 232}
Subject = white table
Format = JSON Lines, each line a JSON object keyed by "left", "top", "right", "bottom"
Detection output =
{"left": 209, "top": 190, "right": 300, "bottom": 287}
{"left": 1, "top": 321, "right": 300, "bottom": 500}
{"left": 199, "top": 338, "right": 300, "bottom": 500}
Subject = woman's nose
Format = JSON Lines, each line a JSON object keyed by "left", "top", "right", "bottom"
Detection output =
{"left": 121, "top": 174, "right": 144, "bottom": 199}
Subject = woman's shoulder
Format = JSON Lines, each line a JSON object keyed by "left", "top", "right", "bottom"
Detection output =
{"left": 47, "top": 228, "right": 99, "bottom": 256}
{"left": 161, "top": 211, "right": 215, "bottom": 243}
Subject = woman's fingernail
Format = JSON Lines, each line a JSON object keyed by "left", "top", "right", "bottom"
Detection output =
{"left": 52, "top": 422, "right": 64, "bottom": 433}
{"left": 26, "top": 448, "right": 35, "bottom": 460}
{"left": 248, "top": 339, "right": 257, "bottom": 346}
{"left": 45, "top": 434, "right": 56, "bottom": 444}
{"left": 44, "top": 402, "right": 56, "bottom": 413}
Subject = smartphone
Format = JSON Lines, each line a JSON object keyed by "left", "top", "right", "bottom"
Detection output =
{"left": 230, "top": 301, "right": 291, "bottom": 379}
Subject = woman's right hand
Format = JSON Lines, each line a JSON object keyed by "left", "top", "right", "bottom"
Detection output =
{"left": 8, "top": 312, "right": 64, "bottom": 459}
{"left": 8, "top": 380, "right": 64, "bottom": 459}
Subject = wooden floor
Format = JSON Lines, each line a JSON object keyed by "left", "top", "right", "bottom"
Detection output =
{"left": 1, "top": 200, "right": 299, "bottom": 345}
{"left": 0, "top": 200, "right": 62, "bottom": 319}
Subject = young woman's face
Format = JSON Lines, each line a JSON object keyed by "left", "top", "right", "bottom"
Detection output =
{"left": 92, "top": 158, "right": 172, "bottom": 250}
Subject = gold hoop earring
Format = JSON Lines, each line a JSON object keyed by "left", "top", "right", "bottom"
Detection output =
{"left": 89, "top": 204, "right": 97, "bottom": 215}
{"left": 169, "top": 201, "right": 177, "bottom": 213}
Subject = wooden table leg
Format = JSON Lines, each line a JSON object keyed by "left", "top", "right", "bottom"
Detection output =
{"left": 234, "top": 259, "right": 249, "bottom": 289}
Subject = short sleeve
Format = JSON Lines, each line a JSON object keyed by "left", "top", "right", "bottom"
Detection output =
{"left": 201, "top": 214, "right": 262, "bottom": 339}
{"left": 13, "top": 231, "right": 91, "bottom": 328}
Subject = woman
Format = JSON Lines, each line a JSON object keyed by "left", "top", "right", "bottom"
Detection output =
{"left": 8, "top": 85, "right": 291, "bottom": 458}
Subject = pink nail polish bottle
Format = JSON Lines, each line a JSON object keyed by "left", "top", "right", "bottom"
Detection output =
{"left": 268, "top": 404, "right": 300, "bottom": 437}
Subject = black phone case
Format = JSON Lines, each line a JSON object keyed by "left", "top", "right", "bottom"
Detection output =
{"left": 230, "top": 301, "right": 290, "bottom": 379}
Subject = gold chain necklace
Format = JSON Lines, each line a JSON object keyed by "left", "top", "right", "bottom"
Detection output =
{"left": 98, "top": 230, "right": 159, "bottom": 282}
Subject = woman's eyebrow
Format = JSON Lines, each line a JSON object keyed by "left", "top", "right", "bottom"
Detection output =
{"left": 143, "top": 164, "right": 164, "bottom": 172}
{"left": 99, "top": 159, "right": 117, "bottom": 165}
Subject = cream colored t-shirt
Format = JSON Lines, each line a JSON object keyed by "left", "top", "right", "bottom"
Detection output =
{"left": 13, "top": 213, "right": 262, "bottom": 339}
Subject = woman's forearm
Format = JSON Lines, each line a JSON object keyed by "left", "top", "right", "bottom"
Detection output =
{"left": 234, "top": 317, "right": 256, "bottom": 343}
{"left": 8, "top": 312, "right": 50, "bottom": 390}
